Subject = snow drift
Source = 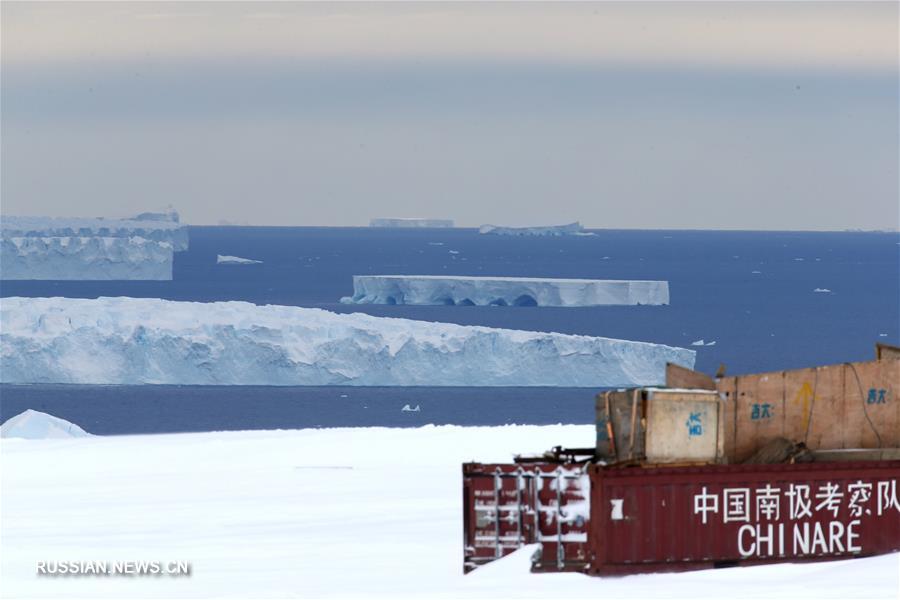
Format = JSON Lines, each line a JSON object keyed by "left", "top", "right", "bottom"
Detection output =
{"left": 479, "top": 222, "right": 587, "bottom": 236}
{"left": 341, "top": 275, "right": 669, "bottom": 307}
{"left": 0, "top": 410, "right": 91, "bottom": 439}
{"left": 0, "top": 297, "right": 694, "bottom": 386}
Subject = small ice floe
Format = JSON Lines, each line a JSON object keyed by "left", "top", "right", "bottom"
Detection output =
{"left": 217, "top": 254, "right": 262, "bottom": 265}
{"left": 428, "top": 242, "right": 445, "bottom": 246}
{"left": 751, "top": 270, "right": 762, "bottom": 274}
{"left": 813, "top": 288, "right": 832, "bottom": 293}
{"left": 448, "top": 250, "right": 460, "bottom": 255}
{"left": 705, "top": 340, "right": 717, "bottom": 346}
{"left": 601, "top": 256, "right": 611, "bottom": 260}
{"left": 691, "top": 339, "right": 716, "bottom": 347}
{"left": 339, "top": 394, "right": 348, "bottom": 398}
{"left": 1, "top": 409, "right": 91, "bottom": 439}
{"left": 794, "top": 258, "right": 805, "bottom": 261}
{"left": 879, "top": 333, "right": 888, "bottom": 337}
{"left": 401, "top": 404, "right": 421, "bottom": 412}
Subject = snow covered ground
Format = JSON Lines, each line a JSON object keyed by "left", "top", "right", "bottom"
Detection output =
{"left": 2, "top": 425, "right": 897, "bottom": 599}
{"left": 342, "top": 275, "right": 669, "bottom": 307}
{"left": 0, "top": 297, "right": 694, "bottom": 386}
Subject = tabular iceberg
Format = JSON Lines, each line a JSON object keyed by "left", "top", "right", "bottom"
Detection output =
{"left": 1, "top": 216, "right": 189, "bottom": 251}
{"left": 370, "top": 218, "right": 454, "bottom": 228}
{"left": 479, "top": 222, "right": 589, "bottom": 236}
{"left": 1, "top": 215, "right": 189, "bottom": 280}
{"left": 0, "top": 297, "right": 694, "bottom": 386}
{"left": 341, "top": 276, "right": 669, "bottom": 307}
{"left": 1, "top": 237, "right": 173, "bottom": 280}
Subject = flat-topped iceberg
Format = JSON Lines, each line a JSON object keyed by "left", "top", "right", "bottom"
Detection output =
{"left": 479, "top": 222, "right": 589, "bottom": 236}
{"left": 341, "top": 275, "right": 669, "bottom": 307}
{"left": 1, "top": 215, "right": 189, "bottom": 251}
{"left": 1, "top": 409, "right": 91, "bottom": 439}
{"left": 217, "top": 254, "right": 262, "bottom": 265}
{"left": 370, "top": 218, "right": 454, "bottom": 228}
{"left": 1, "top": 236, "right": 173, "bottom": 280}
{"left": 1, "top": 214, "right": 189, "bottom": 280}
{"left": 0, "top": 297, "right": 694, "bottom": 386}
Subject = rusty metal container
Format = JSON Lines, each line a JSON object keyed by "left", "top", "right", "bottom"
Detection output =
{"left": 462, "top": 462, "right": 590, "bottom": 573}
{"left": 596, "top": 388, "right": 725, "bottom": 465}
{"left": 588, "top": 460, "right": 900, "bottom": 574}
{"left": 463, "top": 460, "right": 900, "bottom": 575}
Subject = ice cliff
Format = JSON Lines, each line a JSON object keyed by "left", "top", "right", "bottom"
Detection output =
{"left": 478, "top": 222, "right": 588, "bottom": 236}
{"left": 1, "top": 410, "right": 91, "bottom": 439}
{"left": 370, "top": 218, "right": 454, "bottom": 228}
{"left": 341, "top": 276, "right": 670, "bottom": 307}
{"left": 1, "top": 216, "right": 188, "bottom": 251}
{"left": 0, "top": 297, "right": 694, "bottom": 386}
{"left": 1, "top": 237, "right": 174, "bottom": 280}
{"left": 1, "top": 215, "right": 188, "bottom": 280}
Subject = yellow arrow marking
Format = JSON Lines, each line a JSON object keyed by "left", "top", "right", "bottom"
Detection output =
{"left": 794, "top": 381, "right": 816, "bottom": 429}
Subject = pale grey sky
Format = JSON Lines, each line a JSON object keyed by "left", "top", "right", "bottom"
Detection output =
{"left": 1, "top": 2, "right": 897, "bottom": 229}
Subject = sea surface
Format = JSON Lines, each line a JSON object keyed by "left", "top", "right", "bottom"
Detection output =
{"left": 2, "top": 227, "right": 898, "bottom": 433}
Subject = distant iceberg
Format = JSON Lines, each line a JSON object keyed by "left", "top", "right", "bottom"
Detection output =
{"left": 217, "top": 254, "right": 263, "bottom": 265}
{"left": 478, "top": 222, "right": 589, "bottom": 236}
{"left": 0, "top": 297, "right": 694, "bottom": 387}
{"left": 370, "top": 218, "right": 454, "bottom": 228}
{"left": 0, "top": 214, "right": 188, "bottom": 280}
{"left": 1, "top": 236, "right": 174, "bottom": 280}
{"left": 131, "top": 206, "right": 180, "bottom": 223}
{"left": 1, "top": 215, "right": 189, "bottom": 251}
{"left": 1, "top": 409, "right": 91, "bottom": 439}
{"left": 341, "top": 275, "right": 669, "bottom": 307}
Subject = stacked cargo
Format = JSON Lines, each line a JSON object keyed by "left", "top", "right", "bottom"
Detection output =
{"left": 463, "top": 343, "right": 900, "bottom": 575}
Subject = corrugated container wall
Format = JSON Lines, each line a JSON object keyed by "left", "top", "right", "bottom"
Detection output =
{"left": 588, "top": 460, "right": 900, "bottom": 574}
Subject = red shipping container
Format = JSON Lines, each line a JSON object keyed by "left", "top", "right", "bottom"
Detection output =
{"left": 462, "top": 462, "right": 590, "bottom": 573}
{"left": 464, "top": 460, "right": 900, "bottom": 575}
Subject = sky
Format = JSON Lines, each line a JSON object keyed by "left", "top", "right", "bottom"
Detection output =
{"left": 1, "top": 2, "right": 897, "bottom": 229}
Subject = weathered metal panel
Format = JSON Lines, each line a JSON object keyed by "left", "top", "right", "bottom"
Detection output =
{"left": 462, "top": 463, "right": 590, "bottom": 573}
{"left": 588, "top": 460, "right": 900, "bottom": 575}
{"left": 719, "top": 358, "right": 900, "bottom": 463}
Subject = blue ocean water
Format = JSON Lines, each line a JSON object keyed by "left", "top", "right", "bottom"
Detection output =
{"left": 2, "top": 227, "right": 898, "bottom": 433}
